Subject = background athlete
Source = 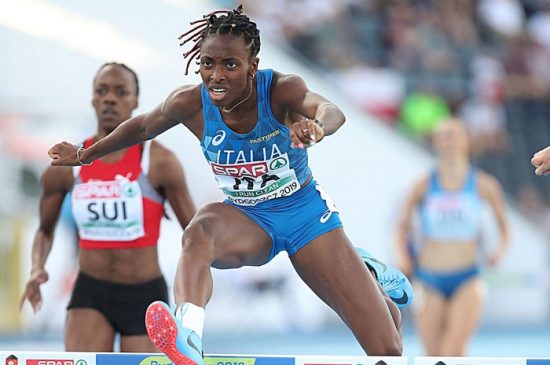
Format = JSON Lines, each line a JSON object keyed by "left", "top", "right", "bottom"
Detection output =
{"left": 47, "top": 6, "right": 412, "bottom": 363}
{"left": 394, "top": 118, "right": 509, "bottom": 355}
{"left": 20, "top": 63, "right": 196, "bottom": 352}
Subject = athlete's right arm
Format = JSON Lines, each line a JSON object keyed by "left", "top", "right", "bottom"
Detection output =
{"left": 49, "top": 85, "right": 201, "bottom": 166}
{"left": 393, "top": 176, "right": 428, "bottom": 277}
{"left": 20, "top": 166, "right": 72, "bottom": 312}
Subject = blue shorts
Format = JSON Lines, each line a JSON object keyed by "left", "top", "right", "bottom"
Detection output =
{"left": 225, "top": 179, "right": 343, "bottom": 263}
{"left": 416, "top": 265, "right": 480, "bottom": 299}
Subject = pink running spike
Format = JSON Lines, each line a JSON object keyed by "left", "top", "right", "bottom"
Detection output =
{"left": 146, "top": 302, "right": 197, "bottom": 365}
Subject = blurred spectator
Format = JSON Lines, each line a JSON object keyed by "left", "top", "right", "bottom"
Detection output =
{"left": 235, "top": 0, "right": 550, "bottom": 235}
{"left": 459, "top": 54, "right": 508, "bottom": 155}
{"left": 399, "top": 87, "right": 451, "bottom": 140}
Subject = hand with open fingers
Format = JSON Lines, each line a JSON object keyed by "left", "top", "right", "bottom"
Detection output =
{"left": 48, "top": 142, "right": 81, "bottom": 166}
{"left": 290, "top": 118, "right": 324, "bottom": 149}
{"left": 532, "top": 146, "right": 550, "bottom": 176}
{"left": 19, "top": 267, "right": 49, "bottom": 313}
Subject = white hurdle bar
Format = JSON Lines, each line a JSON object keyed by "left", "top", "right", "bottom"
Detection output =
{"left": 1, "top": 352, "right": 549, "bottom": 365}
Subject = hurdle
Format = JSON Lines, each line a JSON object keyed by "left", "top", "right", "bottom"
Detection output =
{"left": 1, "top": 352, "right": 549, "bottom": 365}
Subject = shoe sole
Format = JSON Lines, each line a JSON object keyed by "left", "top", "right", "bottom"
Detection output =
{"left": 146, "top": 302, "right": 198, "bottom": 365}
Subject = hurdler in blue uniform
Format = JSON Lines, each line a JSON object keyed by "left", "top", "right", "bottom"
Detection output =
{"left": 395, "top": 119, "right": 509, "bottom": 356}
{"left": 49, "top": 7, "right": 413, "bottom": 362}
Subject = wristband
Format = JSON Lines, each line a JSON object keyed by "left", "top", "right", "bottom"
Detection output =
{"left": 76, "top": 145, "right": 92, "bottom": 166}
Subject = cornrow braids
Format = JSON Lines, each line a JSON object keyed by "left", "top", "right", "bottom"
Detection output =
{"left": 179, "top": 4, "right": 261, "bottom": 75}
{"left": 94, "top": 62, "right": 140, "bottom": 96}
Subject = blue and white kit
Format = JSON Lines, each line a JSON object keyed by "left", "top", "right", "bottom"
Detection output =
{"left": 200, "top": 69, "right": 342, "bottom": 262}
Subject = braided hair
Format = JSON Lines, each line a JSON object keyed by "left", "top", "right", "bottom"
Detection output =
{"left": 179, "top": 4, "right": 261, "bottom": 75}
{"left": 94, "top": 62, "right": 140, "bottom": 96}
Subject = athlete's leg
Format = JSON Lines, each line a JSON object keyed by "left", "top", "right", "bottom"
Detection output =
{"left": 439, "top": 278, "right": 484, "bottom": 355}
{"left": 120, "top": 335, "right": 160, "bottom": 352}
{"left": 413, "top": 283, "right": 447, "bottom": 355}
{"left": 173, "top": 202, "right": 272, "bottom": 306}
{"left": 146, "top": 202, "right": 273, "bottom": 364}
{"left": 290, "top": 228, "right": 402, "bottom": 355}
{"left": 65, "top": 308, "right": 115, "bottom": 351}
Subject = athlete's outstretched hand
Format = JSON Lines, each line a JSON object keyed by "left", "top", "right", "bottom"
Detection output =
{"left": 532, "top": 146, "right": 550, "bottom": 176}
{"left": 290, "top": 118, "right": 324, "bottom": 149}
{"left": 48, "top": 142, "right": 80, "bottom": 166}
{"left": 19, "top": 268, "right": 49, "bottom": 313}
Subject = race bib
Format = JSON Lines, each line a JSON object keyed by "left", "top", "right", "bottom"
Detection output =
{"left": 211, "top": 153, "right": 300, "bottom": 206}
{"left": 72, "top": 179, "right": 145, "bottom": 241}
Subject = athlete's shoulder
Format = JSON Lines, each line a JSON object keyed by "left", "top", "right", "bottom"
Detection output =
{"left": 148, "top": 141, "right": 183, "bottom": 179}
{"left": 271, "top": 71, "right": 306, "bottom": 89}
{"left": 149, "top": 140, "right": 178, "bottom": 163}
{"left": 476, "top": 170, "right": 503, "bottom": 196}
{"left": 270, "top": 71, "right": 308, "bottom": 103}
{"left": 162, "top": 84, "right": 203, "bottom": 121}
{"left": 410, "top": 173, "right": 431, "bottom": 199}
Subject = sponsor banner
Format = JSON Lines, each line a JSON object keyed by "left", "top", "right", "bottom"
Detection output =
{"left": 414, "top": 357, "right": 526, "bottom": 365}
{"left": 295, "top": 356, "right": 407, "bottom": 365}
{"left": 95, "top": 355, "right": 295, "bottom": 365}
{"left": 0, "top": 352, "right": 94, "bottom": 365}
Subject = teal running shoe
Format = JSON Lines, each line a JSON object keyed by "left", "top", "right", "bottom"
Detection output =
{"left": 146, "top": 301, "right": 204, "bottom": 365}
{"left": 355, "top": 246, "right": 413, "bottom": 308}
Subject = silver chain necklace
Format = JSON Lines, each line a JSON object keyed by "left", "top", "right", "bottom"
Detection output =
{"left": 220, "top": 85, "right": 253, "bottom": 113}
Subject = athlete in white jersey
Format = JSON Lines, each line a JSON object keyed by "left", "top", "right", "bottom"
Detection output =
{"left": 46, "top": 5, "right": 409, "bottom": 363}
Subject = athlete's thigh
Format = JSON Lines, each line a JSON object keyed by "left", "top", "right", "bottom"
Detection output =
{"left": 440, "top": 278, "right": 484, "bottom": 355}
{"left": 189, "top": 202, "right": 272, "bottom": 268}
{"left": 289, "top": 229, "right": 399, "bottom": 350}
{"left": 120, "top": 334, "right": 159, "bottom": 353}
{"left": 65, "top": 308, "right": 115, "bottom": 351}
{"left": 413, "top": 283, "right": 447, "bottom": 355}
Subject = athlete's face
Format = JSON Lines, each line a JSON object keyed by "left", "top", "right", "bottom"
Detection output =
{"left": 92, "top": 65, "right": 138, "bottom": 136}
{"left": 199, "top": 34, "right": 258, "bottom": 107}
{"left": 432, "top": 119, "right": 469, "bottom": 159}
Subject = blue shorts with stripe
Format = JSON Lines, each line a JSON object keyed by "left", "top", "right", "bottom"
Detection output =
{"left": 224, "top": 178, "right": 343, "bottom": 263}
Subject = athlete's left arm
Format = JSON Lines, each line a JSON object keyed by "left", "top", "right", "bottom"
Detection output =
{"left": 274, "top": 73, "right": 345, "bottom": 147}
{"left": 149, "top": 141, "right": 196, "bottom": 229}
{"left": 478, "top": 171, "right": 509, "bottom": 266}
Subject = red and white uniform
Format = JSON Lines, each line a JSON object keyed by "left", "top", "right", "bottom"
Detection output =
{"left": 71, "top": 138, "right": 164, "bottom": 249}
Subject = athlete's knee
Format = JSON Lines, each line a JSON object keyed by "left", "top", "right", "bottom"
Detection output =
{"left": 181, "top": 204, "right": 222, "bottom": 259}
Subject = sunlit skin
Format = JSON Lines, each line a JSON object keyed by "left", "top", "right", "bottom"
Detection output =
{"left": 394, "top": 118, "right": 509, "bottom": 355}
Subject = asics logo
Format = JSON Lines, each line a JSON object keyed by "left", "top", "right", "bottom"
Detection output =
{"left": 390, "top": 290, "right": 409, "bottom": 305}
{"left": 212, "top": 130, "right": 226, "bottom": 146}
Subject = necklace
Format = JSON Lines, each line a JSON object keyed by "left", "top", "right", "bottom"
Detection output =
{"left": 220, "top": 85, "right": 253, "bottom": 113}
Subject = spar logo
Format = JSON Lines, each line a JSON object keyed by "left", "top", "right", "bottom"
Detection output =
{"left": 211, "top": 161, "right": 268, "bottom": 178}
{"left": 269, "top": 157, "right": 287, "bottom": 169}
{"left": 26, "top": 360, "right": 86, "bottom": 365}
{"left": 121, "top": 182, "right": 138, "bottom": 198}
{"left": 73, "top": 181, "right": 121, "bottom": 200}
{"left": 5, "top": 355, "right": 18, "bottom": 365}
